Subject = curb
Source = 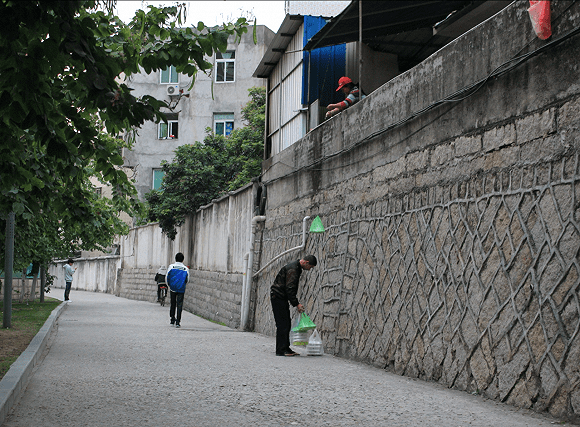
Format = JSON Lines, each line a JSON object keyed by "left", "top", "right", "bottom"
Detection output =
{"left": 0, "top": 301, "right": 67, "bottom": 426}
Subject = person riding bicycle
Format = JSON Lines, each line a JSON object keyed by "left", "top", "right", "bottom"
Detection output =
{"left": 155, "top": 265, "right": 167, "bottom": 302}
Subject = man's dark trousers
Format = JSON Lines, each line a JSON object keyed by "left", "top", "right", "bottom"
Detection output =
{"left": 170, "top": 291, "right": 184, "bottom": 324}
{"left": 271, "top": 296, "right": 291, "bottom": 354}
{"left": 64, "top": 281, "right": 72, "bottom": 301}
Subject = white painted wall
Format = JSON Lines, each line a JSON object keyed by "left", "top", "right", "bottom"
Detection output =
{"left": 55, "top": 181, "right": 256, "bottom": 294}
{"left": 49, "top": 256, "right": 121, "bottom": 294}
{"left": 192, "top": 183, "right": 254, "bottom": 273}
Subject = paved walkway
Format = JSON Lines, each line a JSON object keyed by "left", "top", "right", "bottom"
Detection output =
{"left": 2, "top": 290, "right": 562, "bottom": 426}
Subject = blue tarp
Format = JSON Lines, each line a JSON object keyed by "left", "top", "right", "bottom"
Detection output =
{"left": 302, "top": 16, "right": 346, "bottom": 107}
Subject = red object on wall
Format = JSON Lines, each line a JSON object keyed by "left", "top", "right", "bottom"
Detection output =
{"left": 528, "top": 1, "right": 552, "bottom": 40}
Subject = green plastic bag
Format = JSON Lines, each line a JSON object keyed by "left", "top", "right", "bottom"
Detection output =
{"left": 291, "top": 312, "right": 316, "bottom": 332}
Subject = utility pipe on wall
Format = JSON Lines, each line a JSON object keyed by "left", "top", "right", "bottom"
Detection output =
{"left": 241, "top": 252, "right": 249, "bottom": 326}
{"left": 240, "top": 215, "right": 266, "bottom": 330}
{"left": 253, "top": 216, "right": 310, "bottom": 278}
{"left": 358, "top": 0, "right": 363, "bottom": 88}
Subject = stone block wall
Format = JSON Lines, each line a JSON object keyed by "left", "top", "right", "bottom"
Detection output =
{"left": 117, "top": 267, "right": 159, "bottom": 302}
{"left": 185, "top": 270, "right": 244, "bottom": 329}
{"left": 256, "top": 98, "right": 580, "bottom": 422}
{"left": 114, "top": 267, "right": 244, "bottom": 329}
{"left": 0, "top": 276, "right": 41, "bottom": 302}
{"left": 254, "top": 1, "right": 580, "bottom": 421}
{"left": 112, "top": 185, "right": 253, "bottom": 328}
{"left": 281, "top": 151, "right": 577, "bottom": 397}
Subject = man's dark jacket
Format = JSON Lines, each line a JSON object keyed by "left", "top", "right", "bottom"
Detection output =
{"left": 270, "top": 260, "right": 302, "bottom": 307}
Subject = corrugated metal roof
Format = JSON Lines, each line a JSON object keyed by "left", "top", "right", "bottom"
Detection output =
{"left": 303, "top": 0, "right": 511, "bottom": 71}
{"left": 253, "top": 14, "right": 306, "bottom": 79}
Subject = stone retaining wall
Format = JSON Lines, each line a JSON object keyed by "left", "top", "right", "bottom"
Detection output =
{"left": 116, "top": 267, "right": 158, "bottom": 302}
{"left": 185, "top": 270, "right": 244, "bottom": 329}
{"left": 115, "top": 267, "right": 243, "bottom": 328}
{"left": 0, "top": 276, "right": 41, "bottom": 302}
{"left": 254, "top": 1, "right": 580, "bottom": 421}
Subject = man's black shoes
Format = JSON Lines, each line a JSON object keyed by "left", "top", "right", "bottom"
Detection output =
{"left": 276, "top": 350, "right": 299, "bottom": 356}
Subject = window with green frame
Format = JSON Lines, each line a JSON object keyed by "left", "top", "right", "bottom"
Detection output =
{"left": 153, "top": 169, "right": 165, "bottom": 190}
{"left": 160, "top": 66, "right": 178, "bottom": 84}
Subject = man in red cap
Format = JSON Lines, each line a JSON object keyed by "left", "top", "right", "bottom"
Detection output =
{"left": 325, "top": 76, "right": 365, "bottom": 119}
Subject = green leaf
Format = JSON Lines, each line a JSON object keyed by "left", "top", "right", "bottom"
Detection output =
{"left": 148, "top": 25, "right": 160, "bottom": 37}
{"left": 198, "top": 37, "right": 213, "bottom": 56}
{"left": 13, "top": 202, "right": 25, "bottom": 215}
{"left": 213, "top": 32, "right": 229, "bottom": 52}
{"left": 0, "top": 0, "right": 247, "bottom": 262}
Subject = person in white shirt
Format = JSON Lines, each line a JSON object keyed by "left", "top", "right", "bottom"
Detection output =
{"left": 63, "top": 258, "right": 76, "bottom": 302}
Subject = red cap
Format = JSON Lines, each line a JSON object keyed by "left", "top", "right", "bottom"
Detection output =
{"left": 336, "top": 76, "right": 353, "bottom": 91}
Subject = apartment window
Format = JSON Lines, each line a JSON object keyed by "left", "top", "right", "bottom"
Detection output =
{"left": 215, "top": 51, "right": 235, "bottom": 82}
{"left": 153, "top": 169, "right": 165, "bottom": 190}
{"left": 214, "top": 113, "right": 234, "bottom": 136}
{"left": 160, "top": 66, "right": 178, "bottom": 84}
{"left": 159, "top": 113, "right": 179, "bottom": 139}
{"left": 94, "top": 187, "right": 102, "bottom": 197}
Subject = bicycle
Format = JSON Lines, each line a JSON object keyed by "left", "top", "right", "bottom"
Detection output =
{"left": 158, "top": 284, "right": 168, "bottom": 306}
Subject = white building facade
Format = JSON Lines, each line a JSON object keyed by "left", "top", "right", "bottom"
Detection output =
{"left": 122, "top": 26, "right": 275, "bottom": 200}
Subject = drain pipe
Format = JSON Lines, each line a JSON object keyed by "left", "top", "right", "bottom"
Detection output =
{"left": 240, "top": 215, "right": 266, "bottom": 330}
{"left": 241, "top": 252, "right": 249, "bottom": 326}
{"left": 253, "top": 216, "right": 310, "bottom": 278}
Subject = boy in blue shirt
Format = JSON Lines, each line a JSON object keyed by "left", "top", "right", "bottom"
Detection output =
{"left": 166, "top": 252, "right": 189, "bottom": 328}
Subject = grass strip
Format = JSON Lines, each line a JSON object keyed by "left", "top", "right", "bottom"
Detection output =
{"left": 0, "top": 298, "right": 61, "bottom": 380}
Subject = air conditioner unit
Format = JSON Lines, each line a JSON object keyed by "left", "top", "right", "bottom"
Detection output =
{"left": 166, "top": 85, "right": 179, "bottom": 96}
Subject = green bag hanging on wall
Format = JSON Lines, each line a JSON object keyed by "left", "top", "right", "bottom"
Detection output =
{"left": 291, "top": 312, "right": 316, "bottom": 332}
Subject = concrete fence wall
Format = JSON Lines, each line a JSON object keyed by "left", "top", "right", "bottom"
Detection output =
{"left": 187, "top": 183, "right": 256, "bottom": 327}
{"left": 191, "top": 183, "right": 255, "bottom": 274}
{"left": 49, "top": 256, "right": 121, "bottom": 295}
{"left": 254, "top": 1, "right": 580, "bottom": 421}
{"left": 60, "top": 183, "right": 256, "bottom": 329}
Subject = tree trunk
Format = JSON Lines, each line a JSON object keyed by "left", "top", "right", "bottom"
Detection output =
{"left": 3, "top": 211, "right": 14, "bottom": 328}
{"left": 30, "top": 275, "right": 37, "bottom": 302}
{"left": 20, "top": 268, "right": 26, "bottom": 303}
{"left": 30, "top": 261, "right": 40, "bottom": 302}
{"left": 40, "top": 266, "right": 46, "bottom": 303}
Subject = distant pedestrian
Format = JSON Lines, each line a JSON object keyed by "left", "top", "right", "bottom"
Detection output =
{"left": 155, "top": 265, "right": 167, "bottom": 302}
{"left": 166, "top": 253, "right": 189, "bottom": 328}
{"left": 63, "top": 258, "right": 76, "bottom": 302}
{"left": 325, "top": 76, "right": 365, "bottom": 119}
{"left": 270, "top": 255, "right": 317, "bottom": 356}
